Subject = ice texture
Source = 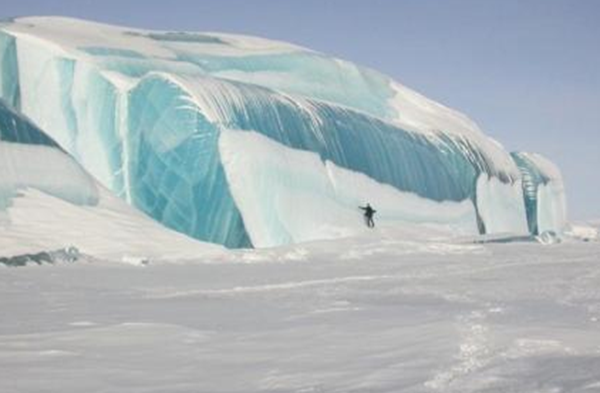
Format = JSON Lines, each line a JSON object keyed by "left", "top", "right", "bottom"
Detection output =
{"left": 0, "top": 100, "right": 99, "bottom": 208}
{"left": 220, "top": 129, "right": 478, "bottom": 247}
{"left": 0, "top": 17, "right": 567, "bottom": 246}
{"left": 475, "top": 174, "right": 528, "bottom": 234}
{"left": 0, "top": 101, "right": 222, "bottom": 258}
{"left": 511, "top": 152, "right": 567, "bottom": 235}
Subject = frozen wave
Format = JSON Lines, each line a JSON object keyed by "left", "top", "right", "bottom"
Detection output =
{"left": 219, "top": 129, "right": 478, "bottom": 247}
{"left": 0, "top": 99, "right": 221, "bottom": 259}
{"left": 0, "top": 17, "right": 568, "bottom": 247}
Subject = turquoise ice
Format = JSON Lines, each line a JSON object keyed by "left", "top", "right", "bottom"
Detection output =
{"left": 511, "top": 152, "right": 567, "bottom": 235}
{"left": 0, "top": 17, "right": 567, "bottom": 247}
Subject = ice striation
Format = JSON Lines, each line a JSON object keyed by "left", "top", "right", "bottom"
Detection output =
{"left": 0, "top": 99, "right": 222, "bottom": 258}
{"left": 511, "top": 152, "right": 567, "bottom": 235}
{"left": 0, "top": 17, "right": 567, "bottom": 247}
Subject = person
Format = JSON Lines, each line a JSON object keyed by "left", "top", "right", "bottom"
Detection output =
{"left": 359, "top": 203, "right": 376, "bottom": 228}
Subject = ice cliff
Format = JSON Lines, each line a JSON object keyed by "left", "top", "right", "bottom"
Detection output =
{"left": 0, "top": 17, "right": 567, "bottom": 247}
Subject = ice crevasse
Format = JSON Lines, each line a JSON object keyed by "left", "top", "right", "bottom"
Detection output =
{"left": 0, "top": 17, "right": 567, "bottom": 247}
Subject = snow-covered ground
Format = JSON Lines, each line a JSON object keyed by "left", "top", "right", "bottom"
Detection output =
{"left": 1, "top": 227, "right": 599, "bottom": 392}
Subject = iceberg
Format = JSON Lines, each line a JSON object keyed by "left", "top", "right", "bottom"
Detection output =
{"left": 0, "top": 17, "right": 567, "bottom": 247}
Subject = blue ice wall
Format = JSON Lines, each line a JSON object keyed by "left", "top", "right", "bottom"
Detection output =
{"left": 128, "top": 78, "right": 251, "bottom": 248}
{"left": 510, "top": 152, "right": 549, "bottom": 235}
{"left": 128, "top": 75, "right": 518, "bottom": 246}
{"left": 133, "top": 75, "right": 516, "bottom": 200}
{"left": 0, "top": 17, "right": 562, "bottom": 247}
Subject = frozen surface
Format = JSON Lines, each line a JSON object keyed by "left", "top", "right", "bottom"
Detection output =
{"left": 511, "top": 152, "right": 567, "bottom": 235}
{"left": 0, "top": 17, "right": 562, "bottom": 246}
{"left": 0, "top": 231, "right": 599, "bottom": 392}
{"left": 220, "top": 129, "right": 477, "bottom": 247}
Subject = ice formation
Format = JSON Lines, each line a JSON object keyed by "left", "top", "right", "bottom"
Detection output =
{"left": 0, "top": 17, "right": 567, "bottom": 247}
{"left": 219, "top": 129, "right": 478, "bottom": 247}
{"left": 0, "top": 99, "right": 222, "bottom": 258}
{"left": 0, "top": 100, "right": 99, "bottom": 210}
{"left": 511, "top": 152, "right": 567, "bottom": 235}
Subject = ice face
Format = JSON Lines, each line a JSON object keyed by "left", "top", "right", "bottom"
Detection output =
{"left": 0, "top": 100, "right": 99, "bottom": 209}
{"left": 0, "top": 17, "right": 566, "bottom": 247}
{"left": 0, "top": 100, "right": 222, "bottom": 258}
{"left": 475, "top": 174, "right": 528, "bottom": 234}
{"left": 219, "top": 129, "right": 478, "bottom": 247}
{"left": 127, "top": 76, "right": 251, "bottom": 247}
{"left": 511, "top": 152, "right": 567, "bottom": 235}
{"left": 127, "top": 73, "right": 526, "bottom": 245}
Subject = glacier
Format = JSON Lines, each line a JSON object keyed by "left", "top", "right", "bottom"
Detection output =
{"left": 0, "top": 16, "right": 567, "bottom": 247}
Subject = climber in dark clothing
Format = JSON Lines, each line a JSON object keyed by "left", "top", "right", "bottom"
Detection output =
{"left": 359, "top": 203, "right": 376, "bottom": 228}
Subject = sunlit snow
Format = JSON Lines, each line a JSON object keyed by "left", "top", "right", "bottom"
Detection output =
{"left": 1, "top": 229, "right": 599, "bottom": 393}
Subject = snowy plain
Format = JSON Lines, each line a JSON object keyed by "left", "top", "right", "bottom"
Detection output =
{"left": 1, "top": 225, "right": 599, "bottom": 393}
